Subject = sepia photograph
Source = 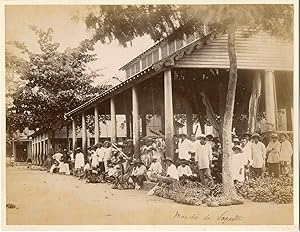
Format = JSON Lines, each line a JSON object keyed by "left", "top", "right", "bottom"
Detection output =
{"left": 2, "top": 1, "right": 299, "bottom": 230}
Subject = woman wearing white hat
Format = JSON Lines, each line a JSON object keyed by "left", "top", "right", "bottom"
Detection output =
{"left": 232, "top": 145, "right": 247, "bottom": 183}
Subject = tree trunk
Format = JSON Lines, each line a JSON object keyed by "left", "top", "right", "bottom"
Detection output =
{"left": 247, "top": 72, "right": 262, "bottom": 133}
{"left": 222, "top": 27, "right": 238, "bottom": 197}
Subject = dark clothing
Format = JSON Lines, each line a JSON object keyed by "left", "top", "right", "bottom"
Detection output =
{"left": 132, "top": 175, "right": 146, "bottom": 187}
{"left": 251, "top": 167, "right": 262, "bottom": 178}
{"left": 199, "top": 168, "right": 213, "bottom": 186}
{"left": 98, "top": 162, "right": 105, "bottom": 173}
{"left": 268, "top": 163, "right": 280, "bottom": 178}
{"left": 63, "top": 154, "right": 71, "bottom": 163}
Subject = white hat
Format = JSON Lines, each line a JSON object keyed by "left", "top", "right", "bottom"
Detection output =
{"left": 198, "top": 134, "right": 206, "bottom": 138}
{"left": 232, "top": 145, "right": 243, "bottom": 151}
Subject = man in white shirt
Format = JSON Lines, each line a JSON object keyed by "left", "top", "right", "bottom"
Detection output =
{"left": 190, "top": 134, "right": 198, "bottom": 157}
{"left": 178, "top": 134, "right": 192, "bottom": 161}
{"left": 131, "top": 159, "right": 147, "bottom": 189}
{"left": 251, "top": 133, "right": 266, "bottom": 178}
{"left": 96, "top": 143, "right": 105, "bottom": 173}
{"left": 266, "top": 133, "right": 281, "bottom": 177}
{"left": 157, "top": 157, "right": 179, "bottom": 184}
{"left": 146, "top": 156, "right": 163, "bottom": 182}
{"left": 279, "top": 133, "right": 293, "bottom": 176}
{"left": 195, "top": 134, "right": 213, "bottom": 185}
{"left": 177, "top": 159, "right": 194, "bottom": 181}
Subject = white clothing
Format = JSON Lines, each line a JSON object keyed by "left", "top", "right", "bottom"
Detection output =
{"left": 266, "top": 140, "right": 281, "bottom": 163}
{"left": 190, "top": 141, "right": 198, "bottom": 153}
{"left": 91, "top": 151, "right": 99, "bottom": 167}
{"left": 177, "top": 165, "right": 193, "bottom": 177}
{"left": 84, "top": 163, "right": 90, "bottom": 172}
{"left": 242, "top": 142, "right": 252, "bottom": 165}
{"left": 251, "top": 141, "right": 266, "bottom": 168}
{"left": 75, "top": 152, "right": 85, "bottom": 169}
{"left": 166, "top": 164, "right": 179, "bottom": 181}
{"left": 232, "top": 153, "right": 246, "bottom": 182}
{"left": 132, "top": 165, "right": 147, "bottom": 176}
{"left": 195, "top": 142, "right": 213, "bottom": 169}
{"left": 52, "top": 152, "right": 63, "bottom": 162}
{"left": 61, "top": 163, "right": 70, "bottom": 175}
{"left": 96, "top": 147, "right": 105, "bottom": 162}
{"left": 103, "top": 147, "right": 113, "bottom": 161}
{"left": 279, "top": 140, "right": 293, "bottom": 162}
{"left": 178, "top": 139, "right": 192, "bottom": 160}
{"left": 148, "top": 162, "right": 163, "bottom": 174}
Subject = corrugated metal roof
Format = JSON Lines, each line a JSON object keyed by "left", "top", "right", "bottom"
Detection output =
{"left": 65, "top": 29, "right": 219, "bottom": 118}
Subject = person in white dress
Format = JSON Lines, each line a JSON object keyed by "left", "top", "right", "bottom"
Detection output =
{"left": 90, "top": 146, "right": 99, "bottom": 168}
{"left": 74, "top": 147, "right": 85, "bottom": 177}
{"left": 146, "top": 155, "right": 163, "bottom": 182}
{"left": 156, "top": 157, "right": 179, "bottom": 184}
{"left": 232, "top": 145, "right": 247, "bottom": 183}
{"left": 103, "top": 141, "right": 113, "bottom": 171}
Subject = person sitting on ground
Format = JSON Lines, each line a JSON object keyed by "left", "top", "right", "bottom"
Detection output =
{"left": 141, "top": 138, "right": 154, "bottom": 168}
{"left": 177, "top": 159, "right": 195, "bottom": 181}
{"left": 50, "top": 150, "right": 63, "bottom": 173}
{"left": 83, "top": 161, "right": 91, "bottom": 179}
{"left": 74, "top": 147, "right": 85, "bottom": 178}
{"left": 27, "top": 157, "right": 32, "bottom": 169}
{"left": 189, "top": 154, "right": 198, "bottom": 180}
{"left": 232, "top": 145, "right": 247, "bottom": 183}
{"left": 61, "top": 150, "right": 71, "bottom": 175}
{"left": 146, "top": 155, "right": 163, "bottom": 182}
{"left": 130, "top": 159, "right": 147, "bottom": 189}
{"left": 104, "top": 163, "right": 118, "bottom": 183}
{"left": 58, "top": 149, "right": 68, "bottom": 174}
{"left": 156, "top": 157, "right": 179, "bottom": 184}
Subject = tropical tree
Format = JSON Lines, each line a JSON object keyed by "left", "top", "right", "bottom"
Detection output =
{"left": 81, "top": 4, "right": 293, "bottom": 196}
{"left": 6, "top": 26, "right": 107, "bottom": 137}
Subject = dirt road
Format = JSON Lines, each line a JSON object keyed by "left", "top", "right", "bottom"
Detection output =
{"left": 5, "top": 167, "right": 294, "bottom": 226}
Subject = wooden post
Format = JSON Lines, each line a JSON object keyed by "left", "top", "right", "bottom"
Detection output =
{"left": 164, "top": 68, "right": 174, "bottom": 160}
{"left": 82, "top": 112, "right": 87, "bottom": 158}
{"left": 110, "top": 97, "right": 117, "bottom": 143}
{"left": 72, "top": 118, "right": 76, "bottom": 155}
{"left": 125, "top": 111, "right": 131, "bottom": 138}
{"left": 94, "top": 106, "right": 100, "bottom": 144}
{"left": 186, "top": 99, "right": 193, "bottom": 136}
{"left": 264, "top": 70, "right": 277, "bottom": 129}
{"left": 141, "top": 112, "right": 147, "bottom": 137}
{"left": 160, "top": 102, "right": 165, "bottom": 134}
{"left": 132, "top": 86, "right": 140, "bottom": 158}
{"left": 12, "top": 139, "right": 16, "bottom": 160}
{"left": 66, "top": 124, "right": 70, "bottom": 152}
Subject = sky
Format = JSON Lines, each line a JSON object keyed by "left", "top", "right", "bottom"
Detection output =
{"left": 5, "top": 5, "right": 154, "bottom": 86}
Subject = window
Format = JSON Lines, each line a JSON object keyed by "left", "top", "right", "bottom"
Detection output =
{"left": 146, "top": 53, "right": 153, "bottom": 66}
{"left": 176, "top": 39, "right": 184, "bottom": 50}
{"left": 142, "top": 57, "right": 147, "bottom": 70}
{"left": 135, "top": 62, "right": 140, "bottom": 73}
{"left": 130, "top": 65, "right": 135, "bottom": 76}
{"left": 126, "top": 68, "right": 130, "bottom": 78}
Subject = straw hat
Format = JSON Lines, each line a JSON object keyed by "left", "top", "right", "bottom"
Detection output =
{"left": 232, "top": 145, "right": 243, "bottom": 152}
{"left": 251, "top": 133, "right": 262, "bottom": 139}
{"left": 271, "top": 133, "right": 278, "bottom": 138}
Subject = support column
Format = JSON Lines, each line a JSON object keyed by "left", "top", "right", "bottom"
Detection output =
{"left": 186, "top": 100, "right": 193, "bottom": 136}
{"left": 110, "top": 97, "right": 117, "bottom": 143}
{"left": 125, "top": 111, "right": 131, "bottom": 138}
{"left": 132, "top": 86, "right": 140, "bottom": 158}
{"left": 164, "top": 68, "right": 174, "bottom": 160}
{"left": 12, "top": 139, "right": 16, "bottom": 160}
{"left": 160, "top": 102, "right": 165, "bottom": 134}
{"left": 72, "top": 118, "right": 77, "bottom": 155}
{"left": 141, "top": 112, "right": 147, "bottom": 137}
{"left": 94, "top": 106, "right": 100, "bottom": 144}
{"left": 264, "top": 70, "right": 277, "bottom": 130}
{"left": 82, "top": 112, "right": 87, "bottom": 158}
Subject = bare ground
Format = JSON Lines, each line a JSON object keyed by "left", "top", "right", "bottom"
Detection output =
{"left": 5, "top": 167, "right": 294, "bottom": 226}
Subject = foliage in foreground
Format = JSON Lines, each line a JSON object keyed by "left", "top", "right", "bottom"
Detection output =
{"left": 154, "top": 175, "right": 293, "bottom": 206}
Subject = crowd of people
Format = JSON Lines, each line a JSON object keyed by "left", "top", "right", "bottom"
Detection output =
{"left": 42, "top": 131, "right": 293, "bottom": 191}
